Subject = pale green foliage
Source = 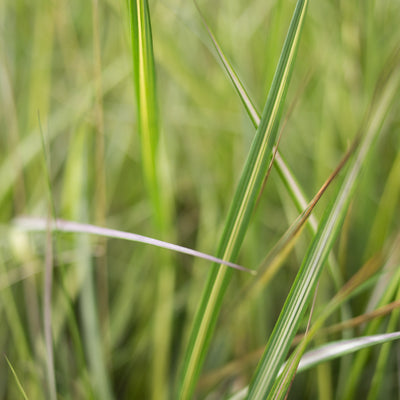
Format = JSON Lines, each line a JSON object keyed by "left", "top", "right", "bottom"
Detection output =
{"left": 0, "top": 1, "right": 400, "bottom": 399}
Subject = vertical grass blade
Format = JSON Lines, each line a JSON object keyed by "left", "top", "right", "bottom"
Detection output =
{"left": 128, "top": 1, "right": 175, "bottom": 399}
{"left": 177, "top": 2, "right": 309, "bottom": 399}
{"left": 128, "top": 0, "right": 161, "bottom": 219}
{"left": 247, "top": 58, "right": 400, "bottom": 400}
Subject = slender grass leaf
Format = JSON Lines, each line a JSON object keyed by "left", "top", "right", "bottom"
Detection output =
{"left": 14, "top": 217, "right": 253, "bottom": 273}
{"left": 5, "top": 355, "right": 29, "bottom": 400}
{"left": 128, "top": 2, "right": 176, "bottom": 398}
{"left": 128, "top": 0, "right": 161, "bottom": 220}
{"left": 177, "top": 2, "right": 309, "bottom": 399}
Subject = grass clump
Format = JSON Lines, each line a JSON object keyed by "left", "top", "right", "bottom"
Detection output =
{"left": 1, "top": 0, "right": 400, "bottom": 399}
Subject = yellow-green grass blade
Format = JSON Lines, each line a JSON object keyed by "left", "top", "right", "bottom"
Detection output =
{"left": 128, "top": 0, "right": 161, "bottom": 219}
{"left": 177, "top": 2, "right": 309, "bottom": 399}
{"left": 128, "top": 2, "right": 175, "bottom": 399}
{"left": 5, "top": 355, "right": 29, "bottom": 400}
{"left": 247, "top": 56, "right": 400, "bottom": 400}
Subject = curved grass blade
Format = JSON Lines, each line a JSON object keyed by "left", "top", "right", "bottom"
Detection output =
{"left": 295, "top": 331, "right": 400, "bottom": 374}
{"left": 14, "top": 217, "right": 252, "bottom": 273}
{"left": 177, "top": 2, "right": 309, "bottom": 399}
{"left": 247, "top": 57, "right": 400, "bottom": 400}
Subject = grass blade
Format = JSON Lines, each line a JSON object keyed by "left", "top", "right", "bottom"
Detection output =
{"left": 296, "top": 331, "right": 400, "bottom": 373}
{"left": 177, "top": 2, "right": 309, "bottom": 398}
{"left": 5, "top": 355, "right": 29, "bottom": 400}
{"left": 14, "top": 217, "right": 252, "bottom": 273}
{"left": 128, "top": 2, "right": 175, "bottom": 399}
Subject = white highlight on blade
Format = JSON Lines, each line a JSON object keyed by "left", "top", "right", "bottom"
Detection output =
{"left": 14, "top": 216, "right": 256, "bottom": 275}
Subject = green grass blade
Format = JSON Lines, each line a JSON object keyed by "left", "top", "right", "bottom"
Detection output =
{"left": 128, "top": 2, "right": 175, "bottom": 399}
{"left": 5, "top": 355, "right": 29, "bottom": 400}
{"left": 128, "top": 0, "right": 160, "bottom": 218}
{"left": 177, "top": 2, "right": 309, "bottom": 399}
{"left": 247, "top": 58, "right": 400, "bottom": 400}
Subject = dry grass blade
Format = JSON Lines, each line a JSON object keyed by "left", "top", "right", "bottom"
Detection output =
{"left": 14, "top": 217, "right": 253, "bottom": 273}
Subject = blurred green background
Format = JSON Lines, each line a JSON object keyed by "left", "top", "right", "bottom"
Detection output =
{"left": 1, "top": 0, "right": 399, "bottom": 398}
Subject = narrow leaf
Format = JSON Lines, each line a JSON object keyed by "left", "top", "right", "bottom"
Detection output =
{"left": 14, "top": 217, "right": 253, "bottom": 273}
{"left": 5, "top": 355, "right": 29, "bottom": 400}
{"left": 291, "top": 331, "right": 400, "bottom": 374}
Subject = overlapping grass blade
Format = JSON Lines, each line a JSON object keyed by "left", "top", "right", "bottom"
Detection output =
{"left": 250, "top": 140, "right": 357, "bottom": 294}
{"left": 196, "top": 2, "right": 347, "bottom": 297}
{"left": 247, "top": 55, "right": 400, "bottom": 400}
{"left": 177, "top": 2, "right": 309, "bottom": 399}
